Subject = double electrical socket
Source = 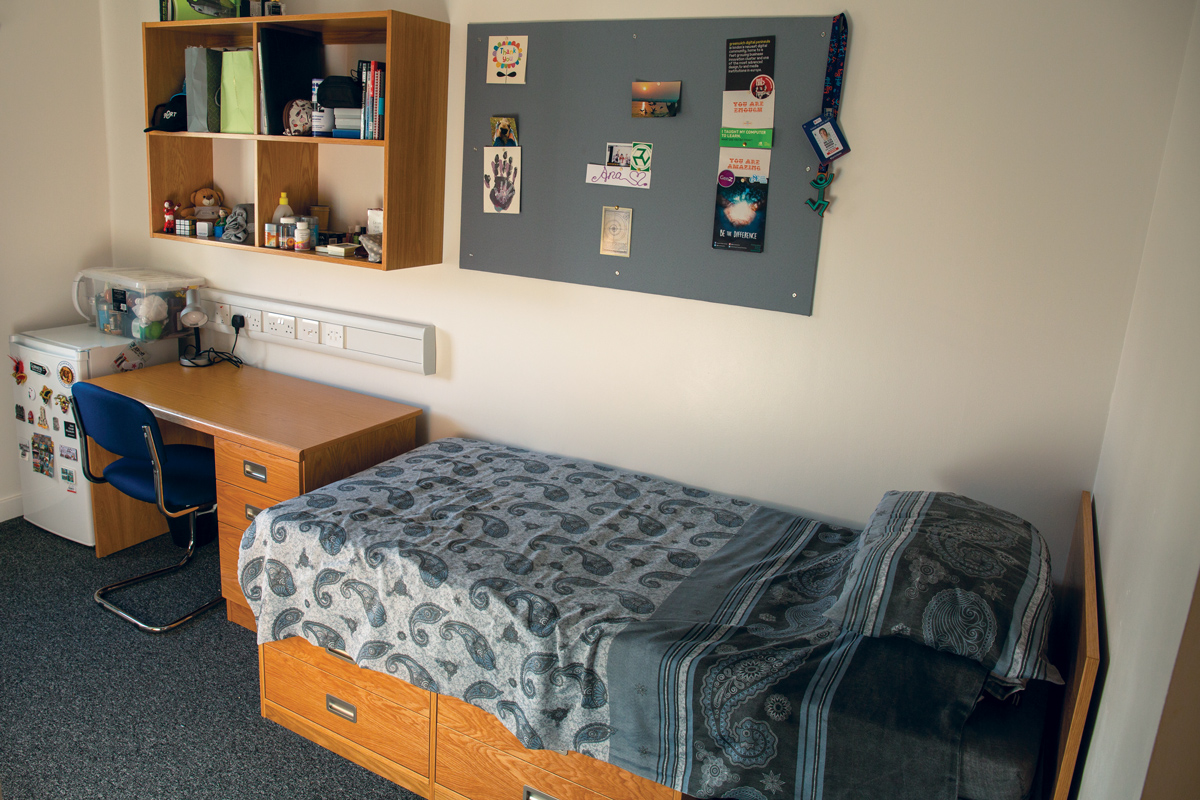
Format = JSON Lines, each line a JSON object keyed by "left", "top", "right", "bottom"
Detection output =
{"left": 266, "top": 312, "right": 296, "bottom": 339}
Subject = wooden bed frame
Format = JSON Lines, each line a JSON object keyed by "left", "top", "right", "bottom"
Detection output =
{"left": 253, "top": 491, "right": 1103, "bottom": 800}
{"left": 1044, "top": 490, "right": 1102, "bottom": 800}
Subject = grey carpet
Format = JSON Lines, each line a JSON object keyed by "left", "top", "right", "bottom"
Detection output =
{"left": 0, "top": 516, "right": 423, "bottom": 800}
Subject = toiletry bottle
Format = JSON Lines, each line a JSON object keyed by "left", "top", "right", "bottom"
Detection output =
{"left": 295, "top": 220, "right": 312, "bottom": 251}
{"left": 272, "top": 192, "right": 294, "bottom": 224}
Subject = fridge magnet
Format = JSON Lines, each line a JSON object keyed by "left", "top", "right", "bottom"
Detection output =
{"left": 61, "top": 468, "right": 77, "bottom": 493}
{"left": 712, "top": 147, "right": 771, "bottom": 254}
{"left": 491, "top": 117, "right": 518, "bottom": 147}
{"left": 606, "top": 143, "right": 633, "bottom": 168}
{"left": 600, "top": 206, "right": 633, "bottom": 258}
{"left": 59, "top": 444, "right": 78, "bottom": 461}
{"left": 32, "top": 433, "right": 54, "bottom": 477}
{"left": 55, "top": 394, "right": 71, "bottom": 414}
{"left": 483, "top": 147, "right": 521, "bottom": 214}
{"left": 27, "top": 411, "right": 33, "bottom": 424}
{"left": 37, "top": 408, "right": 49, "bottom": 430}
{"left": 10, "top": 356, "right": 26, "bottom": 385}
{"left": 585, "top": 164, "right": 651, "bottom": 189}
{"left": 630, "top": 142, "right": 653, "bottom": 171}
{"left": 487, "top": 36, "right": 528, "bottom": 84}
{"left": 39, "top": 385, "right": 53, "bottom": 404}
{"left": 18, "top": 442, "right": 30, "bottom": 461}
{"left": 52, "top": 417, "right": 60, "bottom": 432}
{"left": 722, "top": 36, "right": 776, "bottom": 130}
{"left": 15, "top": 404, "right": 24, "bottom": 422}
{"left": 632, "top": 81, "right": 681, "bottom": 117}
{"left": 64, "top": 421, "right": 77, "bottom": 439}
{"left": 57, "top": 363, "right": 75, "bottom": 387}
{"left": 29, "top": 361, "right": 47, "bottom": 376}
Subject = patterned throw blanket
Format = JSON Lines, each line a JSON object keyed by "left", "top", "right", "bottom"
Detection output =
{"left": 241, "top": 439, "right": 985, "bottom": 799}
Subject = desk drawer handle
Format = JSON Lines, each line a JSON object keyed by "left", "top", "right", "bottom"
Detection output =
{"left": 326, "top": 694, "right": 357, "bottom": 723}
{"left": 243, "top": 460, "right": 268, "bottom": 483}
{"left": 244, "top": 504, "right": 261, "bottom": 521}
{"left": 524, "top": 787, "right": 561, "bottom": 800}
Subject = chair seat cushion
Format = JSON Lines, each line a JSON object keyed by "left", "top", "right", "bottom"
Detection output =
{"left": 103, "top": 444, "right": 216, "bottom": 512}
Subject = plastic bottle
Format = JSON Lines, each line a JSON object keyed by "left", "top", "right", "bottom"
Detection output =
{"left": 272, "top": 192, "right": 294, "bottom": 224}
{"left": 294, "top": 220, "right": 312, "bottom": 251}
{"left": 279, "top": 216, "right": 297, "bottom": 249}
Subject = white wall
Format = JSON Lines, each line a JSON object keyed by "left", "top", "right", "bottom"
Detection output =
{"left": 0, "top": 1, "right": 114, "bottom": 521}
{"left": 1082, "top": 3, "right": 1200, "bottom": 798}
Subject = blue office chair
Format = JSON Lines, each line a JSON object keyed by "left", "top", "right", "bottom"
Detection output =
{"left": 71, "top": 382, "right": 224, "bottom": 633}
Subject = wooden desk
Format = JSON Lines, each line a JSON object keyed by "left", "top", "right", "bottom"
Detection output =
{"left": 86, "top": 362, "right": 422, "bottom": 630}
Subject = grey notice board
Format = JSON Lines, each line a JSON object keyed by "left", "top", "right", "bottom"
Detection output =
{"left": 460, "top": 17, "right": 836, "bottom": 316}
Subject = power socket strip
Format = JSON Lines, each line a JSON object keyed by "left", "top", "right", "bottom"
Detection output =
{"left": 266, "top": 312, "right": 296, "bottom": 338}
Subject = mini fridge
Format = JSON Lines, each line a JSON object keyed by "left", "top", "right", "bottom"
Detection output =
{"left": 10, "top": 324, "right": 175, "bottom": 546}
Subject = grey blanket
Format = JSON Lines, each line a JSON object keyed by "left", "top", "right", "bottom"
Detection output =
{"left": 241, "top": 438, "right": 985, "bottom": 799}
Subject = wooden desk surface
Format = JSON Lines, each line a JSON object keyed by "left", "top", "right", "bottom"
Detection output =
{"left": 87, "top": 362, "right": 422, "bottom": 460}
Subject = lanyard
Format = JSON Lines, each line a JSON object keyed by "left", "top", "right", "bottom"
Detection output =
{"left": 818, "top": 14, "right": 848, "bottom": 176}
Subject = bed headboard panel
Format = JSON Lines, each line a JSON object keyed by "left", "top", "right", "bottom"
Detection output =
{"left": 1047, "top": 490, "right": 1101, "bottom": 800}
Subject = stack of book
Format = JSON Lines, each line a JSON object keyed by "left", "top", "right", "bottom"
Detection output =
{"left": 333, "top": 108, "right": 363, "bottom": 139}
{"left": 357, "top": 59, "right": 387, "bottom": 140}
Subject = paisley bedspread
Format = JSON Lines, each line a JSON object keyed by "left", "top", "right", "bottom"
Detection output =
{"left": 240, "top": 438, "right": 986, "bottom": 800}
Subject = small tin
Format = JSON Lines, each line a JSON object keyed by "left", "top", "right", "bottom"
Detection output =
{"left": 264, "top": 223, "right": 278, "bottom": 248}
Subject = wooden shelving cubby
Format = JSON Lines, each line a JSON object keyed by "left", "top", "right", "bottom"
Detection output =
{"left": 142, "top": 11, "right": 449, "bottom": 271}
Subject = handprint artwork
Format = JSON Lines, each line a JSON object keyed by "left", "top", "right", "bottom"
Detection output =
{"left": 483, "top": 147, "right": 521, "bottom": 214}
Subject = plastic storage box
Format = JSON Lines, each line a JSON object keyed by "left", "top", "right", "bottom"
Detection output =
{"left": 83, "top": 268, "right": 205, "bottom": 342}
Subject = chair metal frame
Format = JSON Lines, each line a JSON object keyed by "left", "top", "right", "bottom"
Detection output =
{"left": 74, "top": 403, "right": 224, "bottom": 634}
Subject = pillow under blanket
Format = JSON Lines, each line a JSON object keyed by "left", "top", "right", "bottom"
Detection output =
{"left": 824, "top": 491, "right": 1061, "bottom": 689}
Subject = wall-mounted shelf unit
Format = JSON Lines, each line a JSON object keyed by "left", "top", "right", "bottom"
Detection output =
{"left": 142, "top": 11, "right": 449, "bottom": 271}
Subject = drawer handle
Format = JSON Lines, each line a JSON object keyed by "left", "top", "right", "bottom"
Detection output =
{"left": 524, "top": 787, "right": 562, "bottom": 800}
{"left": 245, "top": 504, "right": 261, "bottom": 521}
{"left": 325, "top": 646, "right": 356, "bottom": 665}
{"left": 243, "top": 460, "right": 268, "bottom": 483}
{"left": 326, "top": 694, "right": 357, "bottom": 723}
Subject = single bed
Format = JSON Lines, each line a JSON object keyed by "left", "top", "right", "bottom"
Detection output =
{"left": 238, "top": 439, "right": 1099, "bottom": 800}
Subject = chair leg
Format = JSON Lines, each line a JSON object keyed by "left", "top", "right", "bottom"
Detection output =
{"left": 94, "top": 509, "right": 225, "bottom": 633}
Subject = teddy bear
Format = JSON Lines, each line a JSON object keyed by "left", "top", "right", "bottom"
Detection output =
{"left": 180, "top": 186, "right": 231, "bottom": 220}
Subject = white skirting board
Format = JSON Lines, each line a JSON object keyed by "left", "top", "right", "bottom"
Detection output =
{"left": 196, "top": 288, "right": 436, "bottom": 375}
{"left": 0, "top": 493, "right": 24, "bottom": 525}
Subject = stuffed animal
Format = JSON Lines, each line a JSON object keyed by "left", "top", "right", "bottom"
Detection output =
{"left": 180, "top": 187, "right": 231, "bottom": 220}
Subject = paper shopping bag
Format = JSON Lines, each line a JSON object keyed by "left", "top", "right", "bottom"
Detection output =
{"left": 185, "top": 47, "right": 222, "bottom": 132}
{"left": 220, "top": 49, "right": 255, "bottom": 134}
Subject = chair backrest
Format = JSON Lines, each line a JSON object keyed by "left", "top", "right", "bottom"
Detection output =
{"left": 71, "top": 382, "right": 167, "bottom": 465}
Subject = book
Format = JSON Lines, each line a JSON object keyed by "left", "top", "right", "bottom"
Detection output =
{"left": 358, "top": 59, "right": 371, "bottom": 138}
{"left": 258, "top": 27, "right": 323, "bottom": 136}
{"left": 373, "top": 63, "right": 386, "bottom": 139}
{"left": 366, "top": 61, "right": 377, "bottom": 140}
{"left": 332, "top": 129, "right": 362, "bottom": 139}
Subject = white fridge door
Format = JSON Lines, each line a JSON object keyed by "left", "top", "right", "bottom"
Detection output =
{"left": 11, "top": 340, "right": 94, "bottom": 546}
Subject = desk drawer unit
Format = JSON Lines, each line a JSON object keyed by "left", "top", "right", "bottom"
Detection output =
{"left": 262, "top": 638, "right": 433, "bottom": 796}
{"left": 435, "top": 697, "right": 675, "bottom": 800}
{"left": 216, "top": 480, "right": 279, "bottom": 534}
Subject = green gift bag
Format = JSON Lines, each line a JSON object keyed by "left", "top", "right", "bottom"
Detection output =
{"left": 220, "top": 49, "right": 255, "bottom": 134}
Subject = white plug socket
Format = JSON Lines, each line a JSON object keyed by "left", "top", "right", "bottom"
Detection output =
{"left": 266, "top": 312, "right": 296, "bottom": 338}
{"left": 321, "top": 322, "right": 345, "bottom": 348}
{"left": 299, "top": 318, "right": 320, "bottom": 343}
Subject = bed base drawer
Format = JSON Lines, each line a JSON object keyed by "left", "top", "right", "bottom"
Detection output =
{"left": 262, "top": 643, "right": 431, "bottom": 779}
{"left": 436, "top": 725, "right": 610, "bottom": 800}
{"left": 266, "top": 636, "right": 432, "bottom": 717}
{"left": 437, "top": 696, "right": 674, "bottom": 800}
